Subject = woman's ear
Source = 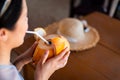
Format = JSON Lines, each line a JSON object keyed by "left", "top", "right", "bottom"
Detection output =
{"left": 0, "top": 28, "right": 8, "bottom": 41}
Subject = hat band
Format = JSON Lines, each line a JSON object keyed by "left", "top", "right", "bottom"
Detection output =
{"left": 0, "top": 0, "right": 12, "bottom": 17}
{"left": 57, "top": 30, "right": 78, "bottom": 43}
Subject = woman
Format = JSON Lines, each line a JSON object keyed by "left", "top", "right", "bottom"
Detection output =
{"left": 0, "top": 0, "right": 70, "bottom": 80}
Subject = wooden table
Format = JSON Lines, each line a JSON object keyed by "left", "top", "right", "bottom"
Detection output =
{"left": 14, "top": 12, "right": 120, "bottom": 80}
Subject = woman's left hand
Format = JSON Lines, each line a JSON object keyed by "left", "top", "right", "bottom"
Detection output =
{"left": 13, "top": 41, "right": 38, "bottom": 71}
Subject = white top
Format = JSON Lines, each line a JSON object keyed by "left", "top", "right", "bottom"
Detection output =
{"left": 0, "top": 64, "right": 24, "bottom": 80}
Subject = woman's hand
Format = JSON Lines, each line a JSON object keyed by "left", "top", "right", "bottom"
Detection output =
{"left": 34, "top": 47, "right": 70, "bottom": 80}
{"left": 13, "top": 41, "right": 38, "bottom": 71}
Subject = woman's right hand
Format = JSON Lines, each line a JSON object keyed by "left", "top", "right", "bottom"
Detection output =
{"left": 34, "top": 47, "right": 70, "bottom": 80}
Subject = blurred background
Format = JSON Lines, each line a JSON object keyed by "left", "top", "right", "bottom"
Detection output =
{"left": 26, "top": 0, "right": 120, "bottom": 31}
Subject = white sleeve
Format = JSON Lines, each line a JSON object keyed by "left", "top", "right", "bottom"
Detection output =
{"left": 0, "top": 65, "right": 24, "bottom": 80}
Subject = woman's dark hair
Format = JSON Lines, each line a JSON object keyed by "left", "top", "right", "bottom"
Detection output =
{"left": 0, "top": 0, "right": 22, "bottom": 30}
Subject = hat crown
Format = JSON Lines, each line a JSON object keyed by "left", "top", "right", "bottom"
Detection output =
{"left": 57, "top": 18, "right": 85, "bottom": 42}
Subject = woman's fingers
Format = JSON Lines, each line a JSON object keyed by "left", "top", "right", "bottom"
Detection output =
{"left": 54, "top": 47, "right": 69, "bottom": 60}
{"left": 62, "top": 51, "right": 70, "bottom": 61}
{"left": 57, "top": 51, "right": 70, "bottom": 68}
{"left": 31, "top": 41, "right": 38, "bottom": 50}
{"left": 62, "top": 51, "right": 70, "bottom": 65}
{"left": 41, "top": 50, "right": 49, "bottom": 64}
{"left": 36, "top": 47, "right": 70, "bottom": 70}
{"left": 38, "top": 50, "right": 49, "bottom": 65}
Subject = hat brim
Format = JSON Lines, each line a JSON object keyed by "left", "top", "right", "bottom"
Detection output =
{"left": 45, "top": 22, "right": 100, "bottom": 51}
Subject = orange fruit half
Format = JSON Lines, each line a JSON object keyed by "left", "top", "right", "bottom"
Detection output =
{"left": 32, "top": 34, "right": 70, "bottom": 64}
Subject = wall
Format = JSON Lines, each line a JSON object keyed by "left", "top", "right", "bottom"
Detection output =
{"left": 26, "top": 0, "right": 70, "bottom": 30}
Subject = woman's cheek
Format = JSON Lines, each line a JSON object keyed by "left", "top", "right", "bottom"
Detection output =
{"left": 25, "top": 17, "right": 28, "bottom": 31}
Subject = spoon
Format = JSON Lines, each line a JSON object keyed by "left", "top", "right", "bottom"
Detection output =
{"left": 26, "top": 31, "right": 49, "bottom": 45}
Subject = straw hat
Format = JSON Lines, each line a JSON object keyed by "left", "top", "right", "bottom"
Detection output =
{"left": 45, "top": 18, "right": 100, "bottom": 51}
